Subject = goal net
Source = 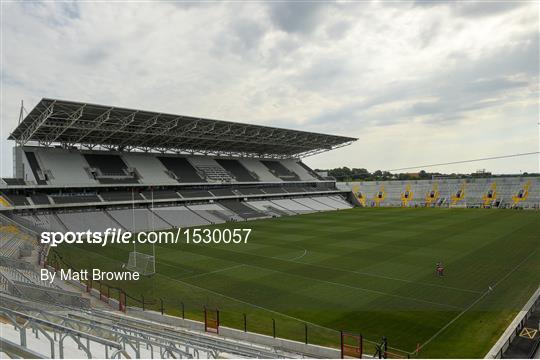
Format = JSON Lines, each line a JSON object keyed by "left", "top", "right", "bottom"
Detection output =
{"left": 127, "top": 251, "right": 155, "bottom": 276}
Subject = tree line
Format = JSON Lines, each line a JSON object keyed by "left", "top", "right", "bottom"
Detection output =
{"left": 314, "top": 167, "right": 538, "bottom": 182}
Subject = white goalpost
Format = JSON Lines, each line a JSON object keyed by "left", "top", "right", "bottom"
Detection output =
{"left": 127, "top": 251, "right": 155, "bottom": 275}
{"left": 126, "top": 187, "right": 156, "bottom": 276}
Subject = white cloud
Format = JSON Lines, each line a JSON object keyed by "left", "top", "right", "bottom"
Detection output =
{"left": 1, "top": 1, "right": 538, "bottom": 177}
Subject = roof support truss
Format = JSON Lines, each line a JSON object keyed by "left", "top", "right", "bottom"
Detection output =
{"left": 9, "top": 98, "right": 357, "bottom": 158}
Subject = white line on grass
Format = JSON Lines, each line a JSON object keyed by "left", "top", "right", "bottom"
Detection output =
{"left": 179, "top": 264, "right": 245, "bottom": 281}
{"left": 157, "top": 270, "right": 417, "bottom": 354}
{"left": 272, "top": 248, "right": 308, "bottom": 261}
{"left": 416, "top": 248, "right": 538, "bottom": 353}
{"left": 292, "top": 260, "right": 483, "bottom": 295}
{"left": 70, "top": 245, "right": 414, "bottom": 354}
{"left": 240, "top": 263, "right": 462, "bottom": 310}
{"left": 199, "top": 244, "right": 482, "bottom": 295}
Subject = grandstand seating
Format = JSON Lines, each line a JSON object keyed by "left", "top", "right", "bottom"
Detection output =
{"left": 187, "top": 204, "right": 231, "bottom": 224}
{"left": 158, "top": 157, "right": 206, "bottom": 183}
{"left": 51, "top": 194, "right": 101, "bottom": 204}
{"left": 261, "top": 187, "right": 287, "bottom": 194}
{"left": 345, "top": 177, "right": 539, "bottom": 208}
{"left": 123, "top": 153, "right": 177, "bottom": 185}
{"left": 209, "top": 188, "right": 237, "bottom": 197}
{"left": 19, "top": 213, "right": 67, "bottom": 232}
{"left": 1, "top": 194, "right": 29, "bottom": 206}
{"left": 29, "top": 194, "right": 50, "bottom": 205}
{"left": 151, "top": 206, "right": 210, "bottom": 227}
{"left": 0, "top": 235, "right": 24, "bottom": 258}
{"left": 0, "top": 266, "right": 55, "bottom": 289}
{"left": 57, "top": 210, "right": 120, "bottom": 233}
{"left": 220, "top": 200, "right": 267, "bottom": 219}
{"left": 238, "top": 159, "right": 281, "bottom": 182}
{"left": 100, "top": 191, "right": 143, "bottom": 202}
{"left": 320, "top": 195, "right": 353, "bottom": 209}
{"left": 292, "top": 197, "right": 335, "bottom": 211}
{"left": 269, "top": 199, "right": 315, "bottom": 214}
{"left": 0, "top": 296, "right": 298, "bottom": 359}
{"left": 0, "top": 147, "right": 340, "bottom": 188}
{"left": 247, "top": 200, "right": 295, "bottom": 216}
{"left": 216, "top": 159, "right": 258, "bottom": 182}
{"left": 23, "top": 152, "right": 47, "bottom": 185}
{"left": 35, "top": 148, "right": 97, "bottom": 186}
{"left": 261, "top": 160, "right": 301, "bottom": 181}
{"left": 237, "top": 187, "right": 265, "bottom": 195}
{"left": 84, "top": 154, "right": 131, "bottom": 177}
{"left": 178, "top": 190, "right": 214, "bottom": 199}
{"left": 106, "top": 208, "right": 171, "bottom": 232}
{"left": 141, "top": 190, "right": 180, "bottom": 200}
{"left": 189, "top": 157, "right": 235, "bottom": 182}
{"left": 284, "top": 187, "right": 307, "bottom": 193}
{"left": 2, "top": 178, "right": 26, "bottom": 186}
{"left": 298, "top": 161, "right": 323, "bottom": 180}
{"left": 280, "top": 159, "right": 318, "bottom": 181}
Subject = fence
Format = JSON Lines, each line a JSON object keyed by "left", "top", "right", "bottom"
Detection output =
{"left": 485, "top": 286, "right": 540, "bottom": 358}
{"left": 48, "top": 248, "right": 413, "bottom": 358}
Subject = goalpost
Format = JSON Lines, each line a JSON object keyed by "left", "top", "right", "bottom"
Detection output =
{"left": 127, "top": 251, "right": 156, "bottom": 275}
{"left": 126, "top": 187, "right": 156, "bottom": 276}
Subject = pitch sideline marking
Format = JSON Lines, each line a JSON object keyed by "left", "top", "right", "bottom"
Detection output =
{"left": 416, "top": 248, "right": 539, "bottom": 353}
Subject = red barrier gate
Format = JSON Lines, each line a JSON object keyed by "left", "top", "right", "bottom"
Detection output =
{"left": 341, "top": 331, "right": 363, "bottom": 358}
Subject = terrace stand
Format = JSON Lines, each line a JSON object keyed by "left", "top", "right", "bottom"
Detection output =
{"left": 341, "top": 331, "right": 363, "bottom": 359}
{"left": 204, "top": 307, "right": 220, "bottom": 334}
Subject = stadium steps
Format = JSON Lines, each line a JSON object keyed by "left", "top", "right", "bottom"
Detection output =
{"left": 268, "top": 200, "right": 299, "bottom": 214}
{"left": 185, "top": 206, "right": 217, "bottom": 224}
{"left": 215, "top": 159, "right": 259, "bottom": 182}
{"left": 51, "top": 213, "right": 69, "bottom": 232}
{"left": 310, "top": 197, "right": 338, "bottom": 210}
{"left": 290, "top": 198, "right": 318, "bottom": 212}
{"left": 86, "top": 308, "right": 298, "bottom": 358}
{"left": 103, "top": 210, "right": 128, "bottom": 231}
{"left": 220, "top": 200, "right": 268, "bottom": 219}
{"left": 265, "top": 206, "right": 290, "bottom": 216}
{"left": 148, "top": 208, "right": 175, "bottom": 228}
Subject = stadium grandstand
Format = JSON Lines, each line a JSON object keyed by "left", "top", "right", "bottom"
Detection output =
{"left": 0, "top": 98, "right": 356, "bottom": 224}
{"left": 342, "top": 177, "right": 539, "bottom": 209}
{"left": 1, "top": 98, "right": 538, "bottom": 359}
{"left": 0, "top": 98, "right": 358, "bottom": 358}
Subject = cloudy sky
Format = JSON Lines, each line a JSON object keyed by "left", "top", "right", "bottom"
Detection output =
{"left": 1, "top": 1, "right": 538, "bottom": 176}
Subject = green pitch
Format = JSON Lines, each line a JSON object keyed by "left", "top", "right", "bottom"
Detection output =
{"left": 52, "top": 208, "right": 539, "bottom": 358}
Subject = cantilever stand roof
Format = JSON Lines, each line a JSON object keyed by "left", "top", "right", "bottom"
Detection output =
{"left": 9, "top": 98, "right": 357, "bottom": 159}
